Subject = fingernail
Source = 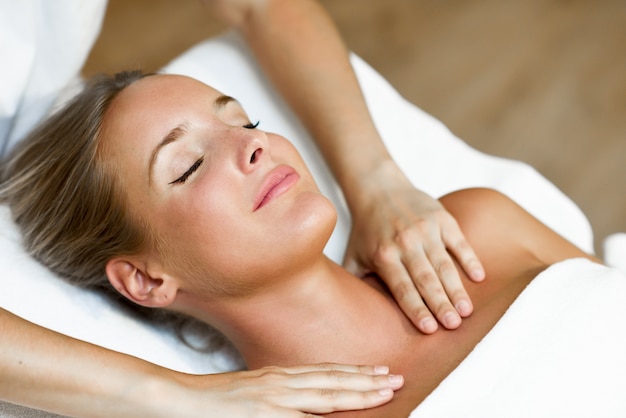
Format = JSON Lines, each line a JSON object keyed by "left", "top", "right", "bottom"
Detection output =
{"left": 419, "top": 317, "right": 438, "bottom": 334}
{"left": 378, "top": 387, "right": 393, "bottom": 396}
{"left": 456, "top": 300, "right": 472, "bottom": 317}
{"left": 374, "top": 365, "right": 389, "bottom": 375}
{"left": 388, "top": 374, "right": 404, "bottom": 386}
{"left": 443, "top": 312, "right": 461, "bottom": 329}
{"left": 471, "top": 267, "right": 485, "bottom": 281}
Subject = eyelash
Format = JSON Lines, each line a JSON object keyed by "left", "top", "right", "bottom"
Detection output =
{"left": 168, "top": 121, "right": 259, "bottom": 185}
{"left": 169, "top": 157, "right": 204, "bottom": 185}
{"left": 243, "top": 120, "right": 260, "bottom": 129}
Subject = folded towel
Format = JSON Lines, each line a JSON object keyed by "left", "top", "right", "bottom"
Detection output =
{"left": 604, "top": 233, "right": 626, "bottom": 273}
{"left": 410, "top": 258, "right": 626, "bottom": 418}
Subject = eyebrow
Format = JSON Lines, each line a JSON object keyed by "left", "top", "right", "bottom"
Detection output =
{"left": 148, "top": 123, "right": 188, "bottom": 185}
{"left": 147, "top": 94, "right": 238, "bottom": 185}
{"left": 214, "top": 94, "right": 237, "bottom": 110}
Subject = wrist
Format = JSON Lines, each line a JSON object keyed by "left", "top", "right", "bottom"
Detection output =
{"left": 130, "top": 368, "right": 203, "bottom": 418}
{"left": 78, "top": 363, "right": 193, "bottom": 418}
{"left": 341, "top": 158, "right": 412, "bottom": 212}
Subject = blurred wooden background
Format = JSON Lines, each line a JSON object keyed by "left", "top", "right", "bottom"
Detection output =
{"left": 84, "top": 0, "right": 625, "bottom": 256}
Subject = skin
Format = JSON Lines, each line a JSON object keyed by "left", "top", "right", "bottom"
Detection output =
{"left": 100, "top": 74, "right": 598, "bottom": 417}
{"left": 1, "top": 0, "right": 490, "bottom": 414}
{"left": 100, "top": 74, "right": 336, "bottom": 300}
{"left": 0, "top": 307, "right": 402, "bottom": 417}
{"left": 1, "top": 1, "right": 483, "bottom": 414}
{"left": 206, "top": 0, "right": 487, "bottom": 333}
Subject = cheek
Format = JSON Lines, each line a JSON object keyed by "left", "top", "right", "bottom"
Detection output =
{"left": 165, "top": 193, "right": 241, "bottom": 258}
{"left": 159, "top": 191, "right": 337, "bottom": 295}
{"left": 142, "top": 181, "right": 232, "bottom": 267}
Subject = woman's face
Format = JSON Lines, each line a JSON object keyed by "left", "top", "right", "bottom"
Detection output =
{"left": 100, "top": 74, "right": 336, "bottom": 296}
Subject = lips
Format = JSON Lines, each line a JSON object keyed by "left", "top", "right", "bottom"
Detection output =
{"left": 253, "top": 165, "right": 300, "bottom": 211}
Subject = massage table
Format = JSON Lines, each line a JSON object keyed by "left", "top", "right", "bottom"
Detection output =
{"left": 2, "top": 23, "right": 625, "bottom": 418}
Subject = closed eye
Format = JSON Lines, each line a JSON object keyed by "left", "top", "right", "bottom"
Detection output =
{"left": 243, "top": 121, "right": 260, "bottom": 129}
{"left": 169, "top": 158, "right": 204, "bottom": 185}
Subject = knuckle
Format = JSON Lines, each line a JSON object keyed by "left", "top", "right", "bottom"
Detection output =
{"left": 371, "top": 244, "right": 396, "bottom": 267}
{"left": 433, "top": 259, "right": 456, "bottom": 279}
{"left": 395, "top": 227, "right": 419, "bottom": 249}
{"left": 258, "top": 368, "right": 285, "bottom": 382}
{"left": 391, "top": 279, "right": 415, "bottom": 301}
{"left": 397, "top": 220, "right": 428, "bottom": 241}
{"left": 452, "top": 239, "right": 472, "bottom": 253}
{"left": 319, "top": 388, "right": 339, "bottom": 399}
{"left": 414, "top": 269, "right": 438, "bottom": 288}
{"left": 326, "top": 369, "right": 348, "bottom": 382}
{"left": 317, "top": 362, "right": 336, "bottom": 371}
{"left": 414, "top": 274, "right": 447, "bottom": 299}
{"left": 409, "top": 305, "right": 430, "bottom": 321}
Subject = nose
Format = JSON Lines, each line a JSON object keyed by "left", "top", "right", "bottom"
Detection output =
{"left": 236, "top": 126, "right": 269, "bottom": 173}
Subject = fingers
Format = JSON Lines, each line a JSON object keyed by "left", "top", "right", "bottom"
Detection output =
{"left": 440, "top": 216, "right": 485, "bottom": 282}
{"left": 267, "top": 364, "right": 403, "bottom": 392}
{"left": 405, "top": 245, "right": 468, "bottom": 329}
{"left": 278, "top": 362, "right": 391, "bottom": 377}
{"left": 275, "top": 385, "right": 397, "bottom": 415}
{"left": 357, "top": 213, "right": 481, "bottom": 333}
{"left": 372, "top": 250, "right": 439, "bottom": 333}
{"left": 244, "top": 364, "right": 403, "bottom": 414}
{"left": 374, "top": 244, "right": 470, "bottom": 332}
{"left": 343, "top": 182, "right": 485, "bottom": 334}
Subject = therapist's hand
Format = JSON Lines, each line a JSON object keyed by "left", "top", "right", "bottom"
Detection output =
{"left": 343, "top": 162, "right": 485, "bottom": 334}
{"left": 171, "top": 363, "right": 403, "bottom": 417}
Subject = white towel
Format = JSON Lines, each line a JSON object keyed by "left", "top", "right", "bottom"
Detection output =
{"left": 604, "top": 233, "right": 626, "bottom": 273}
{"left": 410, "top": 258, "right": 626, "bottom": 418}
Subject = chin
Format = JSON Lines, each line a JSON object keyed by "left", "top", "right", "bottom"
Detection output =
{"left": 290, "top": 192, "right": 337, "bottom": 250}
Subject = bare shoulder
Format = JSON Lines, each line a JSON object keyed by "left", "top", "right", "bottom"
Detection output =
{"left": 439, "top": 188, "right": 597, "bottom": 275}
{"left": 439, "top": 187, "right": 518, "bottom": 225}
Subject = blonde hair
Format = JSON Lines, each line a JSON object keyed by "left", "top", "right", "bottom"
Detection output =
{"left": 0, "top": 71, "right": 238, "bottom": 356}
{"left": 0, "top": 70, "right": 149, "bottom": 293}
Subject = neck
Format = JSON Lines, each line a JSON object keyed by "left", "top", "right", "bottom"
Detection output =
{"left": 176, "top": 255, "right": 416, "bottom": 369}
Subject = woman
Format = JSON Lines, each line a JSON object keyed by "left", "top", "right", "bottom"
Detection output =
{"left": 0, "top": 70, "right": 598, "bottom": 417}
{"left": 1, "top": 0, "right": 488, "bottom": 415}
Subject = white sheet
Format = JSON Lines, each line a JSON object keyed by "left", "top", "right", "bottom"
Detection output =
{"left": 0, "top": 31, "right": 605, "bottom": 417}
{"left": 410, "top": 258, "right": 626, "bottom": 417}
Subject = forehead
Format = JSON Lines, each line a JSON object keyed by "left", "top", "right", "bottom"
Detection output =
{"left": 101, "top": 74, "right": 223, "bottom": 145}
{"left": 98, "top": 76, "right": 217, "bottom": 181}
{"left": 110, "top": 74, "right": 222, "bottom": 115}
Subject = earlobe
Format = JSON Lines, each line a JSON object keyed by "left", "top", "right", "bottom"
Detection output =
{"left": 105, "top": 258, "right": 176, "bottom": 308}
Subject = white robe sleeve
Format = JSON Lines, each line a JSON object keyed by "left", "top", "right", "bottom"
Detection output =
{"left": 0, "top": 0, "right": 107, "bottom": 157}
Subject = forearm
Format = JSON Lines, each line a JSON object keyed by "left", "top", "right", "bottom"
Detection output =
{"left": 232, "top": 0, "right": 400, "bottom": 208}
{"left": 0, "top": 308, "right": 179, "bottom": 418}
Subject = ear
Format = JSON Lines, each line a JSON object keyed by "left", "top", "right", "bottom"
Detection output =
{"left": 105, "top": 257, "right": 177, "bottom": 308}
